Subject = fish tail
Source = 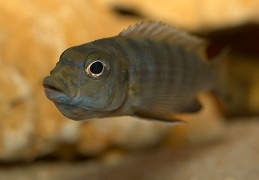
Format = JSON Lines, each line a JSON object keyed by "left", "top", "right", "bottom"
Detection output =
{"left": 207, "top": 45, "right": 230, "bottom": 114}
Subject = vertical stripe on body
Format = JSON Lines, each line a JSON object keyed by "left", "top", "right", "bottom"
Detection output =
{"left": 120, "top": 38, "right": 211, "bottom": 115}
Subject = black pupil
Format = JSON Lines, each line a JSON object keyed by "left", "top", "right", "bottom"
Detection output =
{"left": 90, "top": 61, "right": 103, "bottom": 74}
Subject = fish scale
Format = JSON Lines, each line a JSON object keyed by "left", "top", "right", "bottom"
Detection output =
{"left": 43, "top": 21, "right": 221, "bottom": 124}
{"left": 127, "top": 40, "right": 199, "bottom": 117}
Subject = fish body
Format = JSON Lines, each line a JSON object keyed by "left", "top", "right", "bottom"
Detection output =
{"left": 43, "top": 21, "right": 219, "bottom": 124}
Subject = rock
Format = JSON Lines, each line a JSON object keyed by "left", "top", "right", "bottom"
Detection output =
{"left": 0, "top": 119, "right": 258, "bottom": 180}
{"left": 96, "top": 0, "right": 259, "bottom": 31}
{"left": 0, "top": 60, "right": 34, "bottom": 160}
{"left": 77, "top": 118, "right": 169, "bottom": 156}
{"left": 80, "top": 119, "right": 259, "bottom": 180}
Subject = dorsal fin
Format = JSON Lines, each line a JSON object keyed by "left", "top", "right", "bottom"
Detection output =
{"left": 119, "top": 21, "right": 209, "bottom": 61}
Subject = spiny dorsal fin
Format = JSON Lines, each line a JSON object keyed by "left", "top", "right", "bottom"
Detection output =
{"left": 119, "top": 21, "right": 209, "bottom": 61}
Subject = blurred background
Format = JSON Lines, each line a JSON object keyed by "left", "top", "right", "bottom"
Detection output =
{"left": 0, "top": 0, "right": 259, "bottom": 179}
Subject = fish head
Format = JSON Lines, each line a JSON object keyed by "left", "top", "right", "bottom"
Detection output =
{"left": 43, "top": 42, "right": 128, "bottom": 120}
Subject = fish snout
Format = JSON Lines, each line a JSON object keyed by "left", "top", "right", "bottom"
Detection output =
{"left": 43, "top": 77, "right": 63, "bottom": 93}
{"left": 43, "top": 76, "right": 78, "bottom": 102}
{"left": 43, "top": 76, "right": 66, "bottom": 101}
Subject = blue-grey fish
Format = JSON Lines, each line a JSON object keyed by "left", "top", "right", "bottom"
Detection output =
{"left": 43, "top": 21, "right": 220, "bottom": 125}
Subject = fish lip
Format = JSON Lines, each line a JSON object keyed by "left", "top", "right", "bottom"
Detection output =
{"left": 43, "top": 87, "right": 69, "bottom": 102}
{"left": 43, "top": 82, "right": 63, "bottom": 94}
{"left": 54, "top": 103, "right": 100, "bottom": 120}
{"left": 43, "top": 77, "right": 95, "bottom": 109}
{"left": 43, "top": 76, "right": 78, "bottom": 99}
{"left": 43, "top": 77, "right": 63, "bottom": 92}
{"left": 55, "top": 103, "right": 92, "bottom": 111}
{"left": 43, "top": 77, "right": 70, "bottom": 102}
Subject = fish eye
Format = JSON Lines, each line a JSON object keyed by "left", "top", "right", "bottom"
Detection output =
{"left": 90, "top": 61, "right": 103, "bottom": 74}
{"left": 85, "top": 58, "right": 110, "bottom": 79}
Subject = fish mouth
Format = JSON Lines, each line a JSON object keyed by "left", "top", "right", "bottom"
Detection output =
{"left": 43, "top": 83, "right": 63, "bottom": 93}
{"left": 43, "top": 78, "right": 70, "bottom": 102}
{"left": 43, "top": 83, "right": 62, "bottom": 92}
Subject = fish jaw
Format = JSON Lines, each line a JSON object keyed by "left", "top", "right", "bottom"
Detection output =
{"left": 43, "top": 76, "right": 78, "bottom": 102}
{"left": 43, "top": 85, "right": 69, "bottom": 103}
{"left": 43, "top": 77, "right": 110, "bottom": 120}
{"left": 43, "top": 78, "right": 68, "bottom": 103}
{"left": 54, "top": 103, "right": 113, "bottom": 120}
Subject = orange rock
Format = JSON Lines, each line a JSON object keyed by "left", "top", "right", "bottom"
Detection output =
{"left": 97, "top": 0, "right": 259, "bottom": 30}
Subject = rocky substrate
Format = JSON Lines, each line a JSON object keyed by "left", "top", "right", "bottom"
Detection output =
{"left": 0, "top": 118, "right": 258, "bottom": 180}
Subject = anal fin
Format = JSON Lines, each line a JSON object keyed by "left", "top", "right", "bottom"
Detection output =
{"left": 177, "top": 98, "right": 202, "bottom": 114}
{"left": 134, "top": 113, "right": 186, "bottom": 126}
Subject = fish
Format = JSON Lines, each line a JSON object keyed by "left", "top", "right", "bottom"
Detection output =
{"left": 43, "top": 21, "right": 221, "bottom": 125}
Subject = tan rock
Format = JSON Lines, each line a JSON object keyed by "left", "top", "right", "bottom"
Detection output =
{"left": 0, "top": 60, "right": 35, "bottom": 160}
{"left": 77, "top": 117, "right": 169, "bottom": 156}
{"left": 97, "top": 0, "right": 259, "bottom": 30}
